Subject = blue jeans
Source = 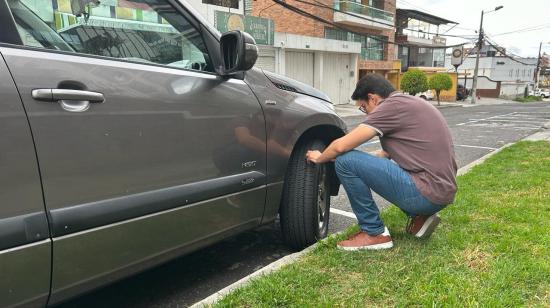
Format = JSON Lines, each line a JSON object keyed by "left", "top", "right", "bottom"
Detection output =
{"left": 335, "top": 150, "right": 443, "bottom": 236}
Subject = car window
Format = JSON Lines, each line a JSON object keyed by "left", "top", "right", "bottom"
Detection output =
{"left": 6, "top": 0, "right": 213, "bottom": 72}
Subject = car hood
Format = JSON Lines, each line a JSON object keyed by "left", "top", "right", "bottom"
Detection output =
{"left": 262, "top": 70, "right": 331, "bottom": 103}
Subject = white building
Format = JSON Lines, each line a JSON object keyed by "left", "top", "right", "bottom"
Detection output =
{"left": 185, "top": 0, "right": 361, "bottom": 105}
{"left": 446, "top": 55, "right": 538, "bottom": 99}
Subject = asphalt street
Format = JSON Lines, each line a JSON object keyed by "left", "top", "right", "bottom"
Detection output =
{"left": 58, "top": 102, "right": 550, "bottom": 308}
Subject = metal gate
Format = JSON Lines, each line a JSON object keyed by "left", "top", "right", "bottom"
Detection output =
{"left": 255, "top": 46, "right": 276, "bottom": 73}
{"left": 285, "top": 51, "right": 314, "bottom": 86}
{"left": 322, "top": 53, "right": 352, "bottom": 105}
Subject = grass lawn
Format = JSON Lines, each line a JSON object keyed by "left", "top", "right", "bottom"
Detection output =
{"left": 215, "top": 141, "right": 550, "bottom": 307}
{"left": 514, "top": 96, "right": 543, "bottom": 103}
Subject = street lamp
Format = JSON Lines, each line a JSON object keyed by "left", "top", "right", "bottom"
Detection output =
{"left": 470, "top": 5, "right": 503, "bottom": 104}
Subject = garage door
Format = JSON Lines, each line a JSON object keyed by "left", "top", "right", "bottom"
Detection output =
{"left": 285, "top": 51, "right": 314, "bottom": 86}
{"left": 255, "top": 46, "right": 276, "bottom": 73}
{"left": 322, "top": 53, "right": 352, "bottom": 105}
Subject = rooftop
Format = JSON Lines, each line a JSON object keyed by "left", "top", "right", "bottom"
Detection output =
{"left": 396, "top": 9, "right": 456, "bottom": 25}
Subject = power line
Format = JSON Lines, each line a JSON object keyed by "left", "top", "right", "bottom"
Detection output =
{"left": 482, "top": 36, "right": 537, "bottom": 66}
{"left": 489, "top": 23, "right": 550, "bottom": 37}
{"left": 296, "top": 0, "right": 474, "bottom": 39}
{"left": 483, "top": 35, "right": 535, "bottom": 60}
{"left": 396, "top": 0, "right": 437, "bottom": 15}
{"left": 271, "top": 0, "right": 470, "bottom": 49}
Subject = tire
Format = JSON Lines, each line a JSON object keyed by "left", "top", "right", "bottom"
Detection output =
{"left": 420, "top": 95, "right": 427, "bottom": 100}
{"left": 280, "top": 139, "right": 331, "bottom": 250}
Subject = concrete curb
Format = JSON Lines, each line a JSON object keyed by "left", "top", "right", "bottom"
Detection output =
{"left": 189, "top": 233, "right": 342, "bottom": 308}
{"left": 190, "top": 125, "right": 550, "bottom": 308}
{"left": 456, "top": 143, "right": 513, "bottom": 176}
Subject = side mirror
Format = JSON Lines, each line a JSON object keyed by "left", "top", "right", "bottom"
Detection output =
{"left": 219, "top": 30, "right": 258, "bottom": 76}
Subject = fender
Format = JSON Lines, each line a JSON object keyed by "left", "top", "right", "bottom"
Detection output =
{"left": 244, "top": 69, "right": 347, "bottom": 224}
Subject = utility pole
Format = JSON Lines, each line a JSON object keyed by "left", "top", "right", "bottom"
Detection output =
{"left": 470, "top": 10, "right": 484, "bottom": 104}
{"left": 470, "top": 6, "right": 503, "bottom": 104}
{"left": 534, "top": 42, "right": 542, "bottom": 90}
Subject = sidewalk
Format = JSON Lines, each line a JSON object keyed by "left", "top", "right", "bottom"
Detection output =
{"left": 453, "top": 96, "right": 520, "bottom": 107}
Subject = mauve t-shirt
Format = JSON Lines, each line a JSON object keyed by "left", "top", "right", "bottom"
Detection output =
{"left": 363, "top": 92, "right": 457, "bottom": 205}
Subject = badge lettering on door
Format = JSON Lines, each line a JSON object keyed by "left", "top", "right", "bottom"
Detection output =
{"left": 242, "top": 161, "right": 256, "bottom": 168}
{"left": 241, "top": 178, "right": 255, "bottom": 185}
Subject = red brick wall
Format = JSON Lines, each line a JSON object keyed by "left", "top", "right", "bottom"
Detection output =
{"left": 251, "top": 0, "right": 396, "bottom": 47}
{"left": 251, "top": 0, "right": 333, "bottom": 38}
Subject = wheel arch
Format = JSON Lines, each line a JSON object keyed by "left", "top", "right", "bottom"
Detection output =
{"left": 288, "top": 124, "right": 346, "bottom": 197}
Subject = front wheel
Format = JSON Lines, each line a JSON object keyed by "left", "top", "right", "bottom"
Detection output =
{"left": 280, "top": 139, "right": 331, "bottom": 250}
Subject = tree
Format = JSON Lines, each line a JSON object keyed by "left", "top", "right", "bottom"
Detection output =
{"left": 428, "top": 73, "right": 453, "bottom": 106}
{"left": 400, "top": 69, "right": 428, "bottom": 96}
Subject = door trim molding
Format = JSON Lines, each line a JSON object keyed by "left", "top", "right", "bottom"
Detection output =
{"left": 49, "top": 171, "right": 266, "bottom": 237}
{"left": 0, "top": 213, "right": 50, "bottom": 251}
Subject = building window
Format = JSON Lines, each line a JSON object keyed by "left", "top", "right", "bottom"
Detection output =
{"left": 325, "top": 27, "right": 352, "bottom": 41}
{"left": 356, "top": 35, "right": 385, "bottom": 61}
{"left": 433, "top": 48, "right": 444, "bottom": 67}
{"left": 509, "top": 70, "right": 513, "bottom": 77}
{"left": 403, "top": 18, "right": 433, "bottom": 40}
{"left": 324, "top": 27, "right": 385, "bottom": 61}
{"left": 203, "top": 0, "right": 238, "bottom": 9}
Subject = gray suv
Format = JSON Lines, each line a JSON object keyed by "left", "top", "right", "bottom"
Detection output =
{"left": 0, "top": 0, "right": 346, "bottom": 306}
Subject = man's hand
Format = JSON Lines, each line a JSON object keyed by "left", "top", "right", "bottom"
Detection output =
{"left": 374, "top": 150, "right": 390, "bottom": 159}
{"left": 306, "top": 150, "right": 322, "bottom": 164}
{"left": 305, "top": 125, "right": 378, "bottom": 165}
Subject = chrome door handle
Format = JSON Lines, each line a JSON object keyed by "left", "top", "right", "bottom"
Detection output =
{"left": 32, "top": 89, "right": 104, "bottom": 112}
{"left": 32, "top": 89, "right": 105, "bottom": 102}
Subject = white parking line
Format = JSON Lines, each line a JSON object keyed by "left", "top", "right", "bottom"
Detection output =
{"left": 454, "top": 144, "right": 497, "bottom": 150}
{"left": 330, "top": 208, "right": 357, "bottom": 219}
{"left": 456, "top": 112, "right": 517, "bottom": 126}
{"left": 482, "top": 119, "right": 548, "bottom": 124}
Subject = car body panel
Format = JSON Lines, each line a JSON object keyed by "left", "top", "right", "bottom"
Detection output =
{"left": 48, "top": 186, "right": 264, "bottom": 304}
{"left": 0, "top": 0, "right": 348, "bottom": 303}
{"left": 0, "top": 240, "right": 51, "bottom": 308}
{"left": 1, "top": 46, "right": 267, "bottom": 302}
{"left": 245, "top": 69, "right": 346, "bottom": 222}
{"left": 0, "top": 51, "right": 51, "bottom": 308}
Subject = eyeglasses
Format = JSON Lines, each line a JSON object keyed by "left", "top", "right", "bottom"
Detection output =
{"left": 358, "top": 105, "right": 367, "bottom": 114}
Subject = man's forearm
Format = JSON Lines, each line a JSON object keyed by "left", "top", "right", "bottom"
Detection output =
{"left": 316, "top": 140, "right": 344, "bottom": 163}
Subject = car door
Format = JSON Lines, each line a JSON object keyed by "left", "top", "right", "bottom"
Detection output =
{"left": 2, "top": 0, "right": 266, "bottom": 303}
{"left": 0, "top": 51, "right": 51, "bottom": 308}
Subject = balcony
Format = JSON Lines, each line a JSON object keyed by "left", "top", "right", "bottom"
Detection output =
{"left": 333, "top": 1, "right": 394, "bottom": 30}
{"left": 395, "top": 34, "right": 447, "bottom": 46}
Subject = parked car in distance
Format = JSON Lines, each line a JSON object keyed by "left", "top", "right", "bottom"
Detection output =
{"left": 0, "top": 0, "right": 346, "bottom": 306}
{"left": 537, "top": 89, "right": 550, "bottom": 98}
{"left": 416, "top": 90, "right": 434, "bottom": 100}
{"left": 456, "top": 84, "right": 468, "bottom": 101}
{"left": 528, "top": 89, "right": 550, "bottom": 98}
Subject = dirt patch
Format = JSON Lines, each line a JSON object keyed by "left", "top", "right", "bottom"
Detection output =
{"left": 459, "top": 247, "right": 491, "bottom": 271}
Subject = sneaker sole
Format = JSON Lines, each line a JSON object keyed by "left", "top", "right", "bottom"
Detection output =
{"left": 337, "top": 241, "right": 394, "bottom": 251}
{"left": 415, "top": 215, "right": 441, "bottom": 238}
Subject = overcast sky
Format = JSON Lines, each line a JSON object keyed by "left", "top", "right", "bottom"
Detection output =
{"left": 396, "top": 0, "right": 550, "bottom": 58}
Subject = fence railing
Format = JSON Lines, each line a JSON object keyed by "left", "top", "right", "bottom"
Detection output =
{"left": 333, "top": 1, "right": 394, "bottom": 23}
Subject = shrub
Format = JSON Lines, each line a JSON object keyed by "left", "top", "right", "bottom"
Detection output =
{"left": 428, "top": 73, "right": 453, "bottom": 105}
{"left": 514, "top": 95, "right": 543, "bottom": 103}
{"left": 400, "top": 69, "right": 428, "bottom": 96}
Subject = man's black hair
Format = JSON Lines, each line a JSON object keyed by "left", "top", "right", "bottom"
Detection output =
{"left": 351, "top": 74, "right": 395, "bottom": 100}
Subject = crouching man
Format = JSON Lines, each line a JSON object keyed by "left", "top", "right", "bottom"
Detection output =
{"left": 306, "top": 74, "right": 457, "bottom": 250}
